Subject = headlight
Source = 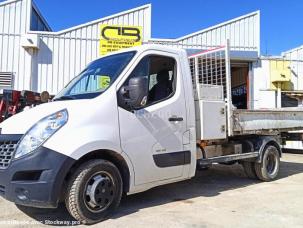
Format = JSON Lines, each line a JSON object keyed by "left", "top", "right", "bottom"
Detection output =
{"left": 14, "top": 109, "right": 68, "bottom": 159}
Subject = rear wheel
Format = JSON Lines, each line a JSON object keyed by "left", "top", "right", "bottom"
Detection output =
{"left": 242, "top": 161, "right": 257, "bottom": 179}
{"left": 255, "top": 145, "right": 280, "bottom": 181}
{"left": 65, "top": 159, "right": 123, "bottom": 224}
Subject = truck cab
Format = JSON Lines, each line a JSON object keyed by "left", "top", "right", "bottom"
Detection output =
{"left": 0, "top": 45, "right": 198, "bottom": 224}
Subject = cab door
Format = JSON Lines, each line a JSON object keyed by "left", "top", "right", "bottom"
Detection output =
{"left": 117, "top": 51, "right": 189, "bottom": 185}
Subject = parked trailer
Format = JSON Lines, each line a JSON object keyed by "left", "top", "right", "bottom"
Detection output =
{"left": 0, "top": 44, "right": 303, "bottom": 224}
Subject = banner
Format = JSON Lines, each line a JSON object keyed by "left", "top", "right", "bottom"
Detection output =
{"left": 99, "top": 25, "right": 143, "bottom": 56}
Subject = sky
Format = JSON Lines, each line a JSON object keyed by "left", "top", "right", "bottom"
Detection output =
{"left": 10, "top": 0, "right": 303, "bottom": 55}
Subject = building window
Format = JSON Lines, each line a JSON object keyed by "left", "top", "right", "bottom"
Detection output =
{"left": 282, "top": 94, "right": 299, "bottom": 107}
{"left": 30, "top": 8, "right": 49, "bottom": 31}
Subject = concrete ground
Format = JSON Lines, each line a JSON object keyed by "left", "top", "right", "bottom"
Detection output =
{"left": 0, "top": 153, "right": 303, "bottom": 228}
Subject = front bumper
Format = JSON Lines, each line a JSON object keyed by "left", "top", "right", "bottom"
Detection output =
{"left": 0, "top": 144, "right": 75, "bottom": 208}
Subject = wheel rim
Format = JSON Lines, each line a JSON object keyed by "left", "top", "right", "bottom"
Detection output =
{"left": 265, "top": 151, "right": 277, "bottom": 175}
{"left": 83, "top": 171, "right": 116, "bottom": 213}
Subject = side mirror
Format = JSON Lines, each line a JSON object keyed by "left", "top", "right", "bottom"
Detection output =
{"left": 119, "top": 76, "right": 148, "bottom": 110}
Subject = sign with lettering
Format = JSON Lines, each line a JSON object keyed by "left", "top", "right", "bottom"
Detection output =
{"left": 100, "top": 25, "right": 143, "bottom": 56}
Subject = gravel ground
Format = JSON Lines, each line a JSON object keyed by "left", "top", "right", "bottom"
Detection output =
{"left": 0, "top": 153, "right": 302, "bottom": 228}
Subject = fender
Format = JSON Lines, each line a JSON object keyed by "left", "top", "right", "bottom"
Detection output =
{"left": 68, "top": 141, "right": 136, "bottom": 191}
{"left": 256, "top": 136, "right": 282, "bottom": 163}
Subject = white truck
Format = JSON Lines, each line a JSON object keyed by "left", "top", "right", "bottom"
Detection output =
{"left": 0, "top": 44, "right": 303, "bottom": 224}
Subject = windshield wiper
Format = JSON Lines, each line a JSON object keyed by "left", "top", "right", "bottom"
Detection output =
{"left": 53, "top": 95, "right": 77, "bottom": 101}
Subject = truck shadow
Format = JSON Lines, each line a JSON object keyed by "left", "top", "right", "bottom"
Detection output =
{"left": 16, "top": 160, "right": 303, "bottom": 226}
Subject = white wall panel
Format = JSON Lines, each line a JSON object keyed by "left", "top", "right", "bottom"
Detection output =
{"left": 283, "top": 46, "right": 303, "bottom": 90}
{"left": 29, "top": 4, "right": 151, "bottom": 94}
{"left": 1, "top": 1, "right": 260, "bottom": 94}
{"left": 1, "top": 0, "right": 151, "bottom": 93}
{"left": 0, "top": 0, "right": 32, "bottom": 90}
{"left": 282, "top": 46, "right": 303, "bottom": 150}
{"left": 252, "top": 60, "right": 276, "bottom": 109}
{"left": 150, "top": 11, "right": 260, "bottom": 54}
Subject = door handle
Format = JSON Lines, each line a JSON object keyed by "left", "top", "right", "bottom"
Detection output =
{"left": 168, "top": 116, "right": 184, "bottom": 122}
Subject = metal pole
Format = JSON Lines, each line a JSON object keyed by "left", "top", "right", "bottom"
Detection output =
{"left": 277, "top": 83, "right": 282, "bottom": 108}
{"left": 194, "top": 57, "right": 200, "bottom": 100}
{"left": 225, "top": 39, "right": 233, "bottom": 136}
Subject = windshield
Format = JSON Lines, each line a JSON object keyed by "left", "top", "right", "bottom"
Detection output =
{"left": 54, "top": 51, "right": 136, "bottom": 101}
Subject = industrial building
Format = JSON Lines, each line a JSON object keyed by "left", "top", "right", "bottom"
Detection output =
{"left": 0, "top": 0, "right": 302, "bottom": 111}
{"left": 0, "top": 0, "right": 151, "bottom": 94}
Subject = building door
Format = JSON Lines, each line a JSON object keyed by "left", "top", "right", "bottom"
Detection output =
{"left": 231, "top": 63, "right": 249, "bottom": 109}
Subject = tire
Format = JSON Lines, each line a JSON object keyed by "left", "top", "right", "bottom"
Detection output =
{"left": 255, "top": 145, "right": 280, "bottom": 181}
{"left": 65, "top": 159, "right": 123, "bottom": 224}
{"left": 242, "top": 161, "right": 257, "bottom": 179}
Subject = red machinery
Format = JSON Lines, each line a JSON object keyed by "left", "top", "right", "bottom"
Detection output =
{"left": 0, "top": 89, "right": 50, "bottom": 122}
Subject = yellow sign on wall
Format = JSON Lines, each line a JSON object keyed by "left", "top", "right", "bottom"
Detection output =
{"left": 270, "top": 60, "right": 292, "bottom": 91}
{"left": 99, "top": 25, "right": 143, "bottom": 56}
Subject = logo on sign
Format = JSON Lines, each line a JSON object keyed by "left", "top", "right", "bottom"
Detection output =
{"left": 99, "top": 25, "right": 143, "bottom": 56}
{"left": 101, "top": 26, "right": 141, "bottom": 42}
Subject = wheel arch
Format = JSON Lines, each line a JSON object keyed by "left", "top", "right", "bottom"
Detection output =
{"left": 257, "top": 137, "right": 282, "bottom": 163}
{"left": 62, "top": 149, "right": 131, "bottom": 200}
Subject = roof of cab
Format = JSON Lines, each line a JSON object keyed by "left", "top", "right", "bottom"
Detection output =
{"left": 102, "top": 44, "right": 185, "bottom": 57}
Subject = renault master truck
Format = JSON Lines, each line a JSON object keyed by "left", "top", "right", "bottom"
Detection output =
{"left": 0, "top": 44, "right": 303, "bottom": 224}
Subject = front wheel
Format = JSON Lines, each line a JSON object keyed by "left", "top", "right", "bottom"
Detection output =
{"left": 65, "top": 159, "right": 123, "bottom": 224}
{"left": 255, "top": 145, "right": 280, "bottom": 181}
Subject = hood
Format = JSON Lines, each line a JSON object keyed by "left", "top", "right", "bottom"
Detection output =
{"left": 0, "top": 100, "right": 88, "bottom": 134}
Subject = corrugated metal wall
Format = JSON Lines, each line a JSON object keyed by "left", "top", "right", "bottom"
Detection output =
{"left": 1, "top": 0, "right": 260, "bottom": 94}
{"left": 149, "top": 11, "right": 260, "bottom": 54}
{"left": 0, "top": 0, "right": 151, "bottom": 93}
{"left": 282, "top": 47, "right": 303, "bottom": 150}
{"left": 283, "top": 46, "right": 303, "bottom": 91}
{"left": 29, "top": 4, "right": 151, "bottom": 94}
{"left": 0, "top": 0, "right": 32, "bottom": 91}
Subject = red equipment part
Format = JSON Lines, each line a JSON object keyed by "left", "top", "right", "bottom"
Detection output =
{"left": 0, "top": 90, "right": 21, "bottom": 122}
{"left": 0, "top": 89, "right": 52, "bottom": 123}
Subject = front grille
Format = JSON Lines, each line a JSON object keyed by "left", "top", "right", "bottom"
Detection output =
{"left": 0, "top": 141, "right": 18, "bottom": 169}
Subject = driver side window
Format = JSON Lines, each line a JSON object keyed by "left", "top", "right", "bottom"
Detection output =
{"left": 120, "top": 55, "right": 176, "bottom": 109}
